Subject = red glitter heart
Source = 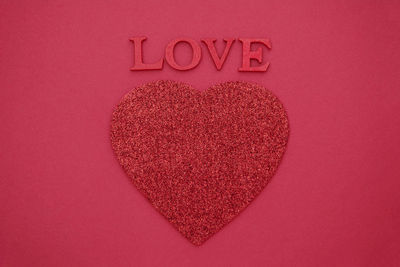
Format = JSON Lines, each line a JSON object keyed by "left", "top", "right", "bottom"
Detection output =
{"left": 111, "top": 80, "right": 289, "bottom": 245}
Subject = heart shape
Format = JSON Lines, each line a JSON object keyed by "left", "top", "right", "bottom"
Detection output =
{"left": 110, "top": 80, "right": 289, "bottom": 245}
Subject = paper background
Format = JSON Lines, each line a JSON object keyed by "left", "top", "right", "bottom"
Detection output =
{"left": 1, "top": 0, "right": 399, "bottom": 266}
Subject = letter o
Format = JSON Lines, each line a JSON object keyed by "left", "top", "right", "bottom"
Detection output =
{"left": 165, "top": 38, "right": 202, "bottom": 70}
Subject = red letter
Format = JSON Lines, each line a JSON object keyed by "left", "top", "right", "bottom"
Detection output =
{"left": 130, "top": 37, "right": 163, "bottom": 70}
{"left": 238, "top": 38, "right": 271, "bottom": 72}
{"left": 165, "top": 38, "right": 202, "bottom": 71}
{"left": 201, "top": 38, "right": 235, "bottom": 70}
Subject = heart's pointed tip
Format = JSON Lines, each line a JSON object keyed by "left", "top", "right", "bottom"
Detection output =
{"left": 191, "top": 241, "right": 203, "bottom": 246}
{"left": 188, "top": 237, "right": 207, "bottom": 246}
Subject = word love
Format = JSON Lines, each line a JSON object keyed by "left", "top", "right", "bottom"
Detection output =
{"left": 131, "top": 37, "right": 272, "bottom": 72}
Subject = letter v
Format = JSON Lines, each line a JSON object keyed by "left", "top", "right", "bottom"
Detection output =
{"left": 201, "top": 38, "right": 235, "bottom": 70}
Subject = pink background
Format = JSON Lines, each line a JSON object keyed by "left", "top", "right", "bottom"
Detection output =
{"left": 1, "top": 0, "right": 400, "bottom": 266}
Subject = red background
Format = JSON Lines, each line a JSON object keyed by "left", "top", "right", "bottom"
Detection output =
{"left": 1, "top": 0, "right": 400, "bottom": 266}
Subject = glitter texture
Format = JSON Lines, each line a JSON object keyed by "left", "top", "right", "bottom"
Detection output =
{"left": 110, "top": 80, "right": 289, "bottom": 245}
